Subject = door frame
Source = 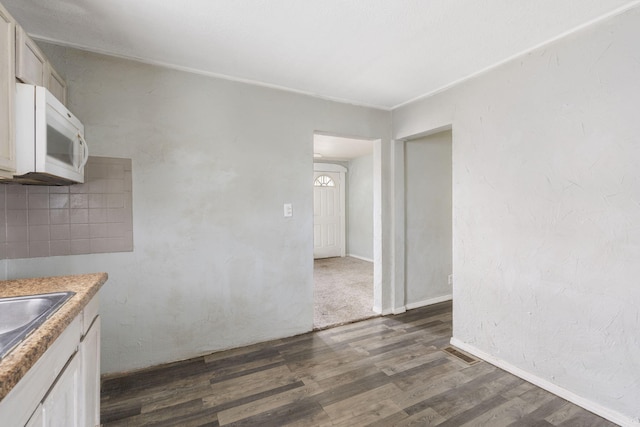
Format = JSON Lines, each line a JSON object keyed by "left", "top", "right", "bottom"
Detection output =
{"left": 313, "top": 163, "right": 346, "bottom": 258}
{"left": 312, "top": 132, "right": 382, "bottom": 315}
{"left": 392, "top": 124, "right": 453, "bottom": 314}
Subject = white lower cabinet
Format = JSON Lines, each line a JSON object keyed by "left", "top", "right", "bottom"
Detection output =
{"left": 1, "top": 295, "right": 100, "bottom": 427}
{"left": 24, "top": 404, "right": 43, "bottom": 427}
{"left": 81, "top": 316, "right": 100, "bottom": 427}
{"left": 24, "top": 351, "right": 81, "bottom": 427}
{"left": 42, "top": 351, "right": 81, "bottom": 427}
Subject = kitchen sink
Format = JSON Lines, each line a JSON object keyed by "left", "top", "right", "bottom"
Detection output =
{"left": 0, "top": 291, "right": 75, "bottom": 360}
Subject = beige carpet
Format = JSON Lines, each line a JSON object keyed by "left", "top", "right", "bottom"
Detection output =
{"left": 313, "top": 256, "right": 378, "bottom": 330}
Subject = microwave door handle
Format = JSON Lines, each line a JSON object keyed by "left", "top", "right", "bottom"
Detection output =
{"left": 78, "top": 133, "right": 89, "bottom": 169}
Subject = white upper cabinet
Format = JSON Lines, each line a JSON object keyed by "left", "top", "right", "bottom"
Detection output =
{"left": 0, "top": 2, "right": 15, "bottom": 177}
{"left": 15, "top": 25, "right": 67, "bottom": 105}
{"left": 45, "top": 62, "right": 66, "bottom": 105}
{"left": 0, "top": 2, "right": 68, "bottom": 179}
{"left": 15, "top": 25, "right": 45, "bottom": 86}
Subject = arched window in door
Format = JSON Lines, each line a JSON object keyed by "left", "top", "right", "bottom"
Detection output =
{"left": 314, "top": 175, "right": 335, "bottom": 187}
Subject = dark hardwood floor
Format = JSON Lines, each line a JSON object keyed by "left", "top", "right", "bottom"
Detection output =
{"left": 101, "top": 302, "right": 617, "bottom": 426}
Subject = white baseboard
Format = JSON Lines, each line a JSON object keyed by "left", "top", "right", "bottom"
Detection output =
{"left": 378, "top": 295, "right": 452, "bottom": 317}
{"left": 346, "top": 254, "right": 374, "bottom": 263}
{"left": 405, "top": 294, "right": 452, "bottom": 310}
{"left": 392, "top": 307, "right": 406, "bottom": 315}
{"left": 376, "top": 306, "right": 409, "bottom": 315}
{"left": 449, "top": 338, "right": 639, "bottom": 427}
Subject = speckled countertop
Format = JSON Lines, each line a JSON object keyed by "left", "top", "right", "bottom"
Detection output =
{"left": 0, "top": 273, "right": 108, "bottom": 402}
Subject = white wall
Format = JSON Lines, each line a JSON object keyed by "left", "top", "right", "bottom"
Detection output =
{"left": 404, "top": 131, "right": 452, "bottom": 307}
{"left": 394, "top": 7, "right": 640, "bottom": 424}
{"left": 9, "top": 43, "right": 391, "bottom": 374}
{"left": 347, "top": 153, "right": 373, "bottom": 260}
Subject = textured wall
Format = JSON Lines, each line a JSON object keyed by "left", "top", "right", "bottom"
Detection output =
{"left": 404, "top": 131, "right": 452, "bottom": 306}
{"left": 347, "top": 154, "right": 373, "bottom": 260}
{"left": 393, "top": 7, "right": 640, "bottom": 423}
{"left": 7, "top": 43, "right": 391, "bottom": 374}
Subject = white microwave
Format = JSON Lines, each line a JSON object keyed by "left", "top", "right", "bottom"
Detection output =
{"left": 14, "top": 83, "right": 88, "bottom": 185}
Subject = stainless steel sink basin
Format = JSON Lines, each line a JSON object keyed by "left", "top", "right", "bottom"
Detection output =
{"left": 0, "top": 291, "right": 75, "bottom": 359}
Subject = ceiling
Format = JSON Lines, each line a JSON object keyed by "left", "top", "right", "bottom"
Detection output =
{"left": 3, "top": 0, "right": 638, "bottom": 109}
{"left": 314, "top": 134, "right": 373, "bottom": 161}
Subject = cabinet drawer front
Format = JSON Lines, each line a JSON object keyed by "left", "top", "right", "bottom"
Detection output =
{"left": 0, "top": 315, "right": 80, "bottom": 426}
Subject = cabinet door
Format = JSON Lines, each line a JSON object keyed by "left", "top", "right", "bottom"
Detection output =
{"left": 42, "top": 352, "right": 80, "bottom": 427}
{"left": 45, "top": 63, "right": 66, "bottom": 105}
{"left": 0, "top": 4, "right": 15, "bottom": 176}
{"left": 80, "top": 316, "right": 100, "bottom": 427}
{"left": 25, "top": 404, "right": 44, "bottom": 427}
{"left": 15, "top": 25, "right": 45, "bottom": 86}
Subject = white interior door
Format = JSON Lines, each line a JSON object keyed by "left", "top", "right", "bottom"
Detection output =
{"left": 314, "top": 170, "right": 344, "bottom": 258}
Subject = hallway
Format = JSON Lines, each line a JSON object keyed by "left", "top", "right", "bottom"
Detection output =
{"left": 313, "top": 256, "right": 377, "bottom": 330}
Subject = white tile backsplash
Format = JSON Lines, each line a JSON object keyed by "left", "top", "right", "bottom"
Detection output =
{"left": 0, "top": 156, "right": 133, "bottom": 259}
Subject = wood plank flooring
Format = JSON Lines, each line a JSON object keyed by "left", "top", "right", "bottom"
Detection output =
{"left": 101, "top": 302, "right": 618, "bottom": 426}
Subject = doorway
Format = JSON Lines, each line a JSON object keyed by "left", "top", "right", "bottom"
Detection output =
{"left": 312, "top": 133, "right": 380, "bottom": 329}
{"left": 395, "top": 128, "right": 453, "bottom": 312}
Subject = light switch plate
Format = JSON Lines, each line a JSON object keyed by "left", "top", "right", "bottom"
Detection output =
{"left": 284, "top": 203, "right": 293, "bottom": 217}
